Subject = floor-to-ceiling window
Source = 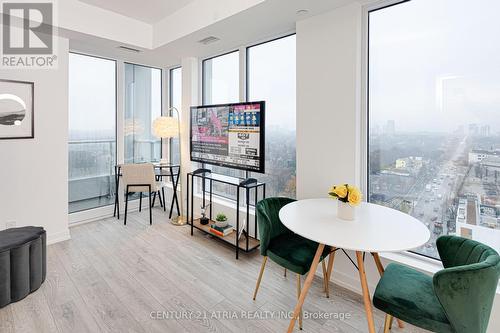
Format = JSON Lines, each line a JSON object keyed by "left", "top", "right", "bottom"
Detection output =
{"left": 203, "top": 51, "right": 239, "bottom": 105}
{"left": 368, "top": 0, "right": 500, "bottom": 258}
{"left": 124, "top": 63, "right": 162, "bottom": 163}
{"left": 169, "top": 67, "right": 182, "bottom": 165}
{"left": 202, "top": 51, "right": 242, "bottom": 198}
{"left": 68, "top": 53, "right": 116, "bottom": 213}
{"left": 247, "top": 35, "right": 296, "bottom": 198}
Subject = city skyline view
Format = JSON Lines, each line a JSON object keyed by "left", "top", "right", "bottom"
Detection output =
{"left": 369, "top": 0, "right": 500, "bottom": 258}
{"left": 369, "top": 0, "right": 500, "bottom": 133}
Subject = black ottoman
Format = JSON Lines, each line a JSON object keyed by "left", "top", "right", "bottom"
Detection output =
{"left": 0, "top": 226, "right": 46, "bottom": 308}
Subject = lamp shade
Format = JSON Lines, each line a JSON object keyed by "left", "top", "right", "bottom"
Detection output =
{"left": 152, "top": 116, "right": 178, "bottom": 138}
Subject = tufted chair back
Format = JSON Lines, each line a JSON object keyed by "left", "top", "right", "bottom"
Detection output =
{"left": 434, "top": 235, "right": 500, "bottom": 333}
{"left": 256, "top": 197, "right": 296, "bottom": 256}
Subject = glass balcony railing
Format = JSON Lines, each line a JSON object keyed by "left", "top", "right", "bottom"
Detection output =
{"left": 69, "top": 139, "right": 116, "bottom": 213}
{"left": 68, "top": 139, "right": 163, "bottom": 213}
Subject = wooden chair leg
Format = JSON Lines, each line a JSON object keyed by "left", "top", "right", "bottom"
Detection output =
{"left": 296, "top": 274, "right": 303, "bottom": 330}
{"left": 287, "top": 244, "right": 325, "bottom": 333}
{"left": 326, "top": 250, "right": 336, "bottom": 298}
{"left": 139, "top": 192, "right": 142, "bottom": 212}
{"left": 321, "top": 260, "right": 329, "bottom": 297}
{"left": 253, "top": 256, "right": 267, "bottom": 300}
{"left": 356, "top": 251, "right": 376, "bottom": 333}
{"left": 384, "top": 314, "right": 393, "bottom": 333}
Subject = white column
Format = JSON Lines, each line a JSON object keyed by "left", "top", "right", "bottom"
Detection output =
{"left": 179, "top": 57, "right": 199, "bottom": 215}
{"left": 116, "top": 60, "right": 125, "bottom": 212}
{"left": 162, "top": 68, "right": 169, "bottom": 160}
{"left": 116, "top": 60, "right": 125, "bottom": 165}
{"left": 296, "top": 3, "right": 362, "bottom": 199}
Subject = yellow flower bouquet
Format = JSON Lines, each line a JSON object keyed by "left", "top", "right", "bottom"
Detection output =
{"left": 328, "top": 184, "right": 363, "bottom": 206}
{"left": 328, "top": 184, "right": 363, "bottom": 220}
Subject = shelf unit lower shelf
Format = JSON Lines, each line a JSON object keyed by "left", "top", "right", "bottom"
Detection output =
{"left": 189, "top": 218, "right": 260, "bottom": 252}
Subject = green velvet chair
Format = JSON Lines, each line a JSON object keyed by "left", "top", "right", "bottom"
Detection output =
{"left": 373, "top": 235, "right": 500, "bottom": 333}
{"left": 252, "top": 197, "right": 332, "bottom": 330}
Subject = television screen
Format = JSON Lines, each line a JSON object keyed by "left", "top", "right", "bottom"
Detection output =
{"left": 190, "top": 101, "right": 265, "bottom": 173}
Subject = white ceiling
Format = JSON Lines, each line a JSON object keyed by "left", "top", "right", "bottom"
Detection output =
{"left": 67, "top": 0, "right": 356, "bottom": 68}
{"left": 77, "top": 0, "right": 195, "bottom": 23}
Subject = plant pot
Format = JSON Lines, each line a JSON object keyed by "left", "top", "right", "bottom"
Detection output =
{"left": 337, "top": 201, "right": 355, "bottom": 221}
{"left": 215, "top": 220, "right": 228, "bottom": 228}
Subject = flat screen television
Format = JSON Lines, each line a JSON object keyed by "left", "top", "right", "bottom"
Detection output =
{"left": 190, "top": 101, "right": 265, "bottom": 173}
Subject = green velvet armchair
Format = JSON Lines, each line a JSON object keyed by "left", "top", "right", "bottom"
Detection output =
{"left": 373, "top": 235, "right": 500, "bottom": 333}
{"left": 252, "top": 197, "right": 332, "bottom": 330}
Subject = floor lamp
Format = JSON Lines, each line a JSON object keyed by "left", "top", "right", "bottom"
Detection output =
{"left": 153, "top": 107, "right": 186, "bottom": 226}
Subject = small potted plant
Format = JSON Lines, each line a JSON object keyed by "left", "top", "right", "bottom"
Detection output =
{"left": 215, "top": 213, "right": 228, "bottom": 228}
{"left": 328, "top": 184, "right": 362, "bottom": 220}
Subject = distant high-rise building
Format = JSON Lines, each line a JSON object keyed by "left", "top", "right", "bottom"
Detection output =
{"left": 468, "top": 123, "right": 479, "bottom": 136}
{"left": 384, "top": 120, "right": 396, "bottom": 135}
{"left": 481, "top": 125, "right": 491, "bottom": 137}
{"left": 370, "top": 124, "right": 381, "bottom": 135}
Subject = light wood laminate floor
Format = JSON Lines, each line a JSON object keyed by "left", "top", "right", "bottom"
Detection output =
{"left": 0, "top": 208, "right": 429, "bottom": 333}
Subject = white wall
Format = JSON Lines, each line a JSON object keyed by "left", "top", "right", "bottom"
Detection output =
{"left": 0, "top": 38, "right": 71, "bottom": 244}
{"left": 296, "top": 2, "right": 362, "bottom": 198}
{"left": 295, "top": 2, "right": 500, "bottom": 331}
{"left": 296, "top": 0, "right": 379, "bottom": 307}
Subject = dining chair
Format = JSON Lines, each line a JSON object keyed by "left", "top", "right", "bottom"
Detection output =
{"left": 121, "top": 163, "right": 168, "bottom": 226}
{"left": 373, "top": 235, "right": 500, "bottom": 333}
{"left": 252, "top": 197, "right": 333, "bottom": 330}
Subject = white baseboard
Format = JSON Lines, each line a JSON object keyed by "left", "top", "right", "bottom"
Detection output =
{"left": 47, "top": 229, "right": 71, "bottom": 245}
{"left": 69, "top": 198, "right": 149, "bottom": 226}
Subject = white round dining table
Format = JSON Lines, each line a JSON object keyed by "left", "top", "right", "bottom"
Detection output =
{"left": 279, "top": 198, "right": 430, "bottom": 333}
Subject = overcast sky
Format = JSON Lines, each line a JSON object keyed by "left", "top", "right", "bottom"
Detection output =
{"left": 205, "top": 35, "right": 296, "bottom": 131}
{"left": 369, "top": 0, "right": 500, "bottom": 133}
{"left": 69, "top": 53, "right": 116, "bottom": 138}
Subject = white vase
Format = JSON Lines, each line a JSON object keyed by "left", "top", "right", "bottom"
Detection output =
{"left": 337, "top": 200, "right": 355, "bottom": 221}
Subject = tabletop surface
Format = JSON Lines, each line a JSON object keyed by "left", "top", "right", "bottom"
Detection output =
{"left": 279, "top": 198, "right": 430, "bottom": 253}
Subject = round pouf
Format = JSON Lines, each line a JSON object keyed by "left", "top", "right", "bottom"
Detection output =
{"left": 0, "top": 226, "right": 46, "bottom": 308}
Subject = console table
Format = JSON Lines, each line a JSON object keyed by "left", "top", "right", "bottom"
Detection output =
{"left": 186, "top": 169, "right": 265, "bottom": 259}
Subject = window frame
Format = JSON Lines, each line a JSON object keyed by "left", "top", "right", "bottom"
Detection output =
{"left": 244, "top": 32, "right": 296, "bottom": 99}
{"left": 168, "top": 66, "right": 182, "bottom": 164}
{"left": 201, "top": 49, "right": 240, "bottom": 106}
{"left": 364, "top": 0, "right": 450, "bottom": 263}
{"left": 198, "top": 33, "right": 297, "bottom": 201}
{"left": 245, "top": 33, "right": 297, "bottom": 200}
{"left": 68, "top": 51, "right": 118, "bottom": 213}
{"left": 123, "top": 61, "right": 164, "bottom": 163}
{"left": 200, "top": 50, "right": 244, "bottom": 201}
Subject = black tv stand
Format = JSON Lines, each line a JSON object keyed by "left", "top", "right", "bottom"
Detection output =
{"left": 186, "top": 169, "right": 266, "bottom": 259}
